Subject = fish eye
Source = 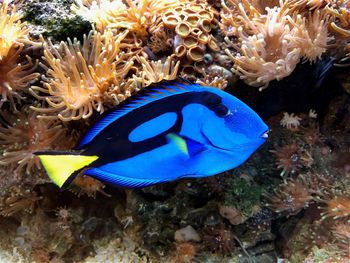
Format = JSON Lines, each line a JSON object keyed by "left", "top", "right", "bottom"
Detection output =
{"left": 214, "top": 103, "right": 230, "bottom": 117}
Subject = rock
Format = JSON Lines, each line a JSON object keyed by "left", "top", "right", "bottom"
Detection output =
{"left": 174, "top": 226, "right": 201, "bottom": 242}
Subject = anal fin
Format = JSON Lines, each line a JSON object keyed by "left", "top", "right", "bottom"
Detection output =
{"left": 84, "top": 168, "right": 163, "bottom": 188}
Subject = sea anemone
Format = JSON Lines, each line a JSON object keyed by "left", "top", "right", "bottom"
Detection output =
{"left": 223, "top": 2, "right": 304, "bottom": 88}
{"left": 0, "top": 45, "right": 40, "bottom": 110}
{"left": 289, "top": 0, "right": 336, "bottom": 11}
{"left": 0, "top": 109, "right": 69, "bottom": 174}
{"left": 264, "top": 178, "right": 314, "bottom": 214}
{"left": 71, "top": 0, "right": 125, "bottom": 32}
{"left": 0, "top": 2, "right": 34, "bottom": 59}
{"left": 297, "top": 10, "right": 332, "bottom": 62}
{"left": 30, "top": 30, "right": 135, "bottom": 121}
{"left": 72, "top": 0, "right": 186, "bottom": 38}
{"left": 134, "top": 55, "right": 180, "bottom": 88}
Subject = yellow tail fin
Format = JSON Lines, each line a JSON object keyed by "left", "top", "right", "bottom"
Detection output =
{"left": 37, "top": 154, "right": 99, "bottom": 188}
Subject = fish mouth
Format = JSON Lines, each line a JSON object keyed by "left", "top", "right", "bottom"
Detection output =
{"left": 260, "top": 130, "right": 269, "bottom": 140}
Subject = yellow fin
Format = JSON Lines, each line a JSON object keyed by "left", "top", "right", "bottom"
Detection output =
{"left": 166, "top": 133, "right": 188, "bottom": 155}
{"left": 37, "top": 154, "right": 98, "bottom": 188}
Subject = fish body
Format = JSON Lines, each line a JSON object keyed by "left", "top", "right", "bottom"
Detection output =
{"left": 37, "top": 81, "right": 268, "bottom": 188}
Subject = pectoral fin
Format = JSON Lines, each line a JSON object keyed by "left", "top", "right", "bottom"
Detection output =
{"left": 166, "top": 133, "right": 206, "bottom": 157}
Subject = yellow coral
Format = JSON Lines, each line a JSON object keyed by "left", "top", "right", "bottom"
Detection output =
{"left": 0, "top": 2, "right": 34, "bottom": 59}
{"left": 0, "top": 45, "right": 40, "bottom": 109}
{"left": 30, "top": 31, "right": 135, "bottom": 121}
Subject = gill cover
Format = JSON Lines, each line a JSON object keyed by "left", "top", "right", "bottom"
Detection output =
{"left": 37, "top": 154, "right": 99, "bottom": 187}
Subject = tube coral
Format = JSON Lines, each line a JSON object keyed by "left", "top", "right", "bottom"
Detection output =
{"left": 0, "top": 45, "right": 40, "bottom": 110}
{"left": 30, "top": 30, "right": 135, "bottom": 121}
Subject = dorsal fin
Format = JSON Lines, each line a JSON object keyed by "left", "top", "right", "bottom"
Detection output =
{"left": 78, "top": 80, "right": 205, "bottom": 148}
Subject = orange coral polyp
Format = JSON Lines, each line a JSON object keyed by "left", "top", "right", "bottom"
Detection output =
{"left": 0, "top": 45, "right": 40, "bottom": 109}
{"left": 0, "top": 3, "right": 35, "bottom": 59}
{"left": 30, "top": 31, "right": 135, "bottom": 121}
{"left": 0, "top": 110, "right": 68, "bottom": 174}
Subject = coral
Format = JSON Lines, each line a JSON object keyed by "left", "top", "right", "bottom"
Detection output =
{"left": 0, "top": 2, "right": 34, "bottom": 59}
{"left": 71, "top": 0, "right": 124, "bottom": 33}
{"left": 0, "top": 45, "right": 40, "bottom": 110}
{"left": 271, "top": 143, "right": 313, "bottom": 176}
{"left": 327, "top": 2, "right": 350, "bottom": 37}
{"left": 223, "top": 2, "right": 303, "bottom": 88}
{"left": 134, "top": 55, "right": 180, "bottom": 88}
{"left": 203, "top": 224, "right": 235, "bottom": 255}
{"left": 222, "top": 0, "right": 331, "bottom": 88}
{"left": 280, "top": 112, "right": 302, "bottom": 130}
{"left": 321, "top": 195, "right": 350, "bottom": 220}
{"left": 301, "top": 10, "right": 332, "bottom": 63}
{"left": 0, "top": 186, "right": 41, "bottom": 217}
{"left": 70, "top": 174, "right": 109, "bottom": 198}
{"left": 73, "top": 0, "right": 186, "bottom": 38}
{"left": 152, "top": 0, "right": 219, "bottom": 62}
{"left": 264, "top": 178, "right": 314, "bottom": 214}
{"left": 30, "top": 30, "right": 135, "bottom": 121}
{"left": 0, "top": 109, "right": 70, "bottom": 174}
{"left": 289, "top": 0, "right": 336, "bottom": 11}
{"left": 170, "top": 242, "right": 196, "bottom": 263}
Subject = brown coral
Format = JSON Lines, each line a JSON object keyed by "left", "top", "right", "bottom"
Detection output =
{"left": 70, "top": 174, "right": 109, "bottom": 198}
{"left": 271, "top": 143, "right": 314, "bottom": 176}
{"left": 264, "top": 178, "right": 314, "bottom": 214}
{"left": 321, "top": 195, "right": 350, "bottom": 220}
{"left": 0, "top": 109, "right": 69, "bottom": 174}
{"left": 30, "top": 31, "right": 135, "bottom": 121}
{"left": 0, "top": 45, "right": 40, "bottom": 109}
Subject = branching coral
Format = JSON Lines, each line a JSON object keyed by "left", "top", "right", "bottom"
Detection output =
{"left": 0, "top": 45, "right": 40, "bottom": 110}
{"left": 30, "top": 31, "right": 135, "bottom": 121}
{"left": 0, "top": 109, "right": 69, "bottom": 174}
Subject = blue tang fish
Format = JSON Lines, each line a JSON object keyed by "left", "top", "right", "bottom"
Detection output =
{"left": 36, "top": 81, "right": 269, "bottom": 188}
